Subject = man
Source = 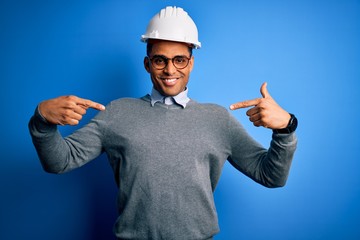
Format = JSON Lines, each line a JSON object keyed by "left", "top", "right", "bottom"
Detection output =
{"left": 29, "top": 6, "right": 297, "bottom": 240}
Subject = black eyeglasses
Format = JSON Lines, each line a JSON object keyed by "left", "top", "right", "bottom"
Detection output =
{"left": 148, "top": 55, "right": 192, "bottom": 70}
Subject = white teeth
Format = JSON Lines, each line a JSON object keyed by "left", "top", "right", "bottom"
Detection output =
{"left": 163, "top": 78, "right": 177, "bottom": 83}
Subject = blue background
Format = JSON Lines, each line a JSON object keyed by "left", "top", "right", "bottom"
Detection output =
{"left": 1, "top": 0, "right": 360, "bottom": 239}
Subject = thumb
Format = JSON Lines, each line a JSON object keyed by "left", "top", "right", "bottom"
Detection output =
{"left": 260, "top": 82, "right": 270, "bottom": 98}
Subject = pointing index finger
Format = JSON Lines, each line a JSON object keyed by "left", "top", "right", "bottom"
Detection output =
{"left": 229, "top": 98, "right": 261, "bottom": 110}
{"left": 78, "top": 98, "right": 106, "bottom": 111}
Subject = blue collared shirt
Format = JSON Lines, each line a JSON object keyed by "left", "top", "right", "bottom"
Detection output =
{"left": 150, "top": 88, "right": 190, "bottom": 108}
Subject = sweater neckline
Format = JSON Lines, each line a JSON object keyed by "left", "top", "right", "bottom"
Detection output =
{"left": 141, "top": 95, "right": 196, "bottom": 109}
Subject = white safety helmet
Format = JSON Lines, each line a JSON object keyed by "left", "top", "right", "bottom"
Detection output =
{"left": 141, "top": 6, "right": 201, "bottom": 49}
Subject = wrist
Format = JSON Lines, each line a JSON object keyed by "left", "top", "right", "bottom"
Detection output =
{"left": 273, "top": 113, "right": 298, "bottom": 134}
{"left": 36, "top": 103, "right": 52, "bottom": 124}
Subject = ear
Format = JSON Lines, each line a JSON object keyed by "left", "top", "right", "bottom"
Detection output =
{"left": 189, "top": 55, "right": 194, "bottom": 72}
{"left": 144, "top": 57, "right": 151, "bottom": 73}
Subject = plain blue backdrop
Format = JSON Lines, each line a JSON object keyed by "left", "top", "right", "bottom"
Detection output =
{"left": 1, "top": 0, "right": 360, "bottom": 239}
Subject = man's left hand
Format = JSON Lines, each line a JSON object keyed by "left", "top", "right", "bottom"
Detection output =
{"left": 229, "top": 82, "right": 290, "bottom": 129}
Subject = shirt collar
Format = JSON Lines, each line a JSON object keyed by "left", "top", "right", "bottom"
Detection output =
{"left": 150, "top": 88, "right": 190, "bottom": 108}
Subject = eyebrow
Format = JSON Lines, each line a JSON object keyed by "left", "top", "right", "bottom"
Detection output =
{"left": 150, "top": 54, "right": 190, "bottom": 59}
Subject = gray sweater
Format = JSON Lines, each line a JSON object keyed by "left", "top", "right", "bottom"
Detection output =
{"left": 29, "top": 95, "right": 297, "bottom": 240}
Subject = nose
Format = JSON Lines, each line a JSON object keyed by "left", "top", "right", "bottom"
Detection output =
{"left": 163, "top": 60, "right": 177, "bottom": 75}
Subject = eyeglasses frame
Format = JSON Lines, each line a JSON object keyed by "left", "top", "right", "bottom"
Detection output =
{"left": 147, "top": 54, "right": 192, "bottom": 70}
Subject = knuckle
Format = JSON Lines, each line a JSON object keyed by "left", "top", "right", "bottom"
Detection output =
{"left": 83, "top": 100, "right": 92, "bottom": 108}
{"left": 64, "top": 101, "right": 73, "bottom": 108}
{"left": 246, "top": 108, "right": 254, "bottom": 116}
{"left": 60, "top": 115, "right": 68, "bottom": 123}
{"left": 64, "top": 109, "right": 73, "bottom": 116}
{"left": 65, "top": 95, "right": 76, "bottom": 100}
{"left": 242, "top": 100, "right": 249, "bottom": 106}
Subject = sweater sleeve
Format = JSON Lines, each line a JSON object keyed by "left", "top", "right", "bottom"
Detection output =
{"left": 226, "top": 113, "right": 298, "bottom": 188}
{"left": 28, "top": 106, "right": 105, "bottom": 174}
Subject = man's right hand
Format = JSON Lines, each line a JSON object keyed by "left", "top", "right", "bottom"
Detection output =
{"left": 38, "top": 95, "right": 106, "bottom": 126}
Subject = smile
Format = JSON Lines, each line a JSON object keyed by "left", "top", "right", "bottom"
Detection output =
{"left": 160, "top": 77, "right": 179, "bottom": 86}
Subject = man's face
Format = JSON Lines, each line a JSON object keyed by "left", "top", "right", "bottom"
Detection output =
{"left": 144, "top": 40, "right": 194, "bottom": 96}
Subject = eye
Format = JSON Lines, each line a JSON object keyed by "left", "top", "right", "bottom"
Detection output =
{"left": 174, "top": 56, "right": 186, "bottom": 63}
{"left": 153, "top": 56, "right": 166, "bottom": 65}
